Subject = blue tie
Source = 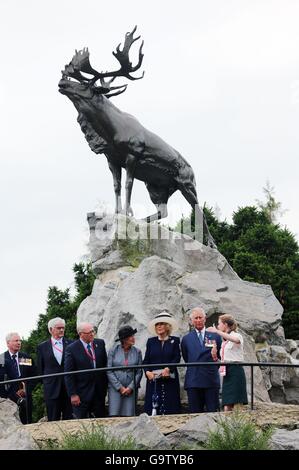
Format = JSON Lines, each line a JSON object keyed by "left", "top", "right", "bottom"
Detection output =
{"left": 198, "top": 332, "right": 203, "bottom": 347}
{"left": 11, "top": 354, "right": 20, "bottom": 377}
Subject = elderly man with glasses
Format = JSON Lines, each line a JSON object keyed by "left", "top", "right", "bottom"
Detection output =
{"left": 37, "top": 317, "right": 73, "bottom": 421}
{"left": 64, "top": 322, "right": 107, "bottom": 418}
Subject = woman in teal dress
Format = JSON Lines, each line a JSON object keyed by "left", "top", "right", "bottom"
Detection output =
{"left": 207, "top": 314, "right": 248, "bottom": 411}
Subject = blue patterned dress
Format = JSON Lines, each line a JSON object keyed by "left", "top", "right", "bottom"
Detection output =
{"left": 143, "top": 336, "right": 181, "bottom": 415}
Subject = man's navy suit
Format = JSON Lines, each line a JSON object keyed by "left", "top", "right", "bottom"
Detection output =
{"left": 37, "top": 337, "right": 73, "bottom": 421}
{"left": 181, "top": 329, "right": 222, "bottom": 413}
{"left": 0, "top": 351, "right": 36, "bottom": 424}
{"left": 64, "top": 338, "right": 107, "bottom": 418}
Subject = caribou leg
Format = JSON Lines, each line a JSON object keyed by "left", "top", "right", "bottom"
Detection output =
{"left": 125, "top": 153, "right": 137, "bottom": 217}
{"left": 143, "top": 184, "right": 170, "bottom": 223}
{"left": 108, "top": 159, "right": 122, "bottom": 213}
{"left": 144, "top": 203, "right": 168, "bottom": 223}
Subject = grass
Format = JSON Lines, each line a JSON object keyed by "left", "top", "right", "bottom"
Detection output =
{"left": 42, "top": 423, "right": 138, "bottom": 450}
{"left": 204, "top": 411, "right": 273, "bottom": 450}
{"left": 117, "top": 237, "right": 152, "bottom": 267}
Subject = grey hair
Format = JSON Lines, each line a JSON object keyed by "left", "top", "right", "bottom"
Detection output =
{"left": 48, "top": 317, "right": 65, "bottom": 333}
{"left": 77, "top": 322, "right": 93, "bottom": 334}
{"left": 190, "top": 307, "right": 206, "bottom": 320}
{"left": 6, "top": 332, "right": 21, "bottom": 342}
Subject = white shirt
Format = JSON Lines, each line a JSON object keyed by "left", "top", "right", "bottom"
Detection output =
{"left": 51, "top": 337, "right": 63, "bottom": 365}
{"left": 195, "top": 328, "right": 205, "bottom": 342}
{"left": 222, "top": 332, "right": 244, "bottom": 362}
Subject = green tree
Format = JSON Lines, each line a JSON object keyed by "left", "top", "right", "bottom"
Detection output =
{"left": 173, "top": 199, "right": 299, "bottom": 339}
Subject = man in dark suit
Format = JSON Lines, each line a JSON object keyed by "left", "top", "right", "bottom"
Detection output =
{"left": 37, "top": 317, "right": 73, "bottom": 421}
{"left": 64, "top": 322, "right": 107, "bottom": 419}
{"left": 181, "top": 307, "right": 222, "bottom": 413}
{"left": 0, "top": 332, "right": 36, "bottom": 424}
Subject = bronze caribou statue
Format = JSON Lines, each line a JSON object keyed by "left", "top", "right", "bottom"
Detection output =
{"left": 59, "top": 27, "right": 215, "bottom": 247}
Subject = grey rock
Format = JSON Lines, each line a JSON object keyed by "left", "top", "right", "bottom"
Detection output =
{"left": 167, "top": 413, "right": 218, "bottom": 448}
{"left": 104, "top": 281, "right": 117, "bottom": 290}
{"left": 271, "top": 428, "right": 299, "bottom": 450}
{"left": 93, "top": 250, "right": 125, "bottom": 274}
{"left": 285, "top": 339, "right": 298, "bottom": 355}
{"left": 241, "top": 331, "right": 270, "bottom": 403}
{"left": 256, "top": 346, "right": 299, "bottom": 405}
{"left": 106, "top": 413, "right": 170, "bottom": 450}
{"left": 87, "top": 212, "right": 116, "bottom": 263}
{"left": 118, "top": 271, "right": 130, "bottom": 280}
{"left": 269, "top": 346, "right": 290, "bottom": 389}
{"left": 0, "top": 399, "right": 37, "bottom": 450}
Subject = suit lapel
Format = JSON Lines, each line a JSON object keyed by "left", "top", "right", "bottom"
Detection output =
{"left": 78, "top": 340, "right": 93, "bottom": 367}
{"left": 46, "top": 338, "right": 55, "bottom": 361}
{"left": 61, "top": 338, "right": 69, "bottom": 365}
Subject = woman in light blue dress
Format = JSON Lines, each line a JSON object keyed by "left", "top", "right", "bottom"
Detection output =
{"left": 107, "top": 325, "right": 142, "bottom": 416}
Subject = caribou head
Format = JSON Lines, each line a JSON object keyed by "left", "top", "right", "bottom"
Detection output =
{"left": 58, "top": 26, "right": 144, "bottom": 102}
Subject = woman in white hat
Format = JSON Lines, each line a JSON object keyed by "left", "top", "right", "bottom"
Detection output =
{"left": 143, "top": 312, "right": 181, "bottom": 415}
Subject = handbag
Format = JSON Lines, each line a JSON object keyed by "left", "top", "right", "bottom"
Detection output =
{"left": 152, "top": 369, "right": 175, "bottom": 379}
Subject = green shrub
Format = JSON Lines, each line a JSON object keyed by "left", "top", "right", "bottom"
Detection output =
{"left": 204, "top": 412, "right": 273, "bottom": 450}
{"left": 43, "top": 424, "right": 138, "bottom": 450}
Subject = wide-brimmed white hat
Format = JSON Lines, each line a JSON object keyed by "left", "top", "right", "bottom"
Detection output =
{"left": 148, "top": 312, "right": 179, "bottom": 335}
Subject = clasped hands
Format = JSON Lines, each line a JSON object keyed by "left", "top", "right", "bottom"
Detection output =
{"left": 146, "top": 367, "right": 170, "bottom": 381}
{"left": 119, "top": 386, "right": 133, "bottom": 396}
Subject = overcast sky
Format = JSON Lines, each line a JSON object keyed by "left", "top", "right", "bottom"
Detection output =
{"left": 1, "top": 0, "right": 298, "bottom": 351}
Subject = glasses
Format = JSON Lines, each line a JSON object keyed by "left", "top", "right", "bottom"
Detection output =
{"left": 81, "top": 330, "right": 95, "bottom": 335}
{"left": 54, "top": 326, "right": 65, "bottom": 330}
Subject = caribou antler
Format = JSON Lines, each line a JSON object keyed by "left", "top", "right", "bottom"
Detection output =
{"left": 62, "top": 48, "right": 98, "bottom": 82}
{"left": 62, "top": 26, "right": 144, "bottom": 96}
{"left": 111, "top": 25, "right": 144, "bottom": 80}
